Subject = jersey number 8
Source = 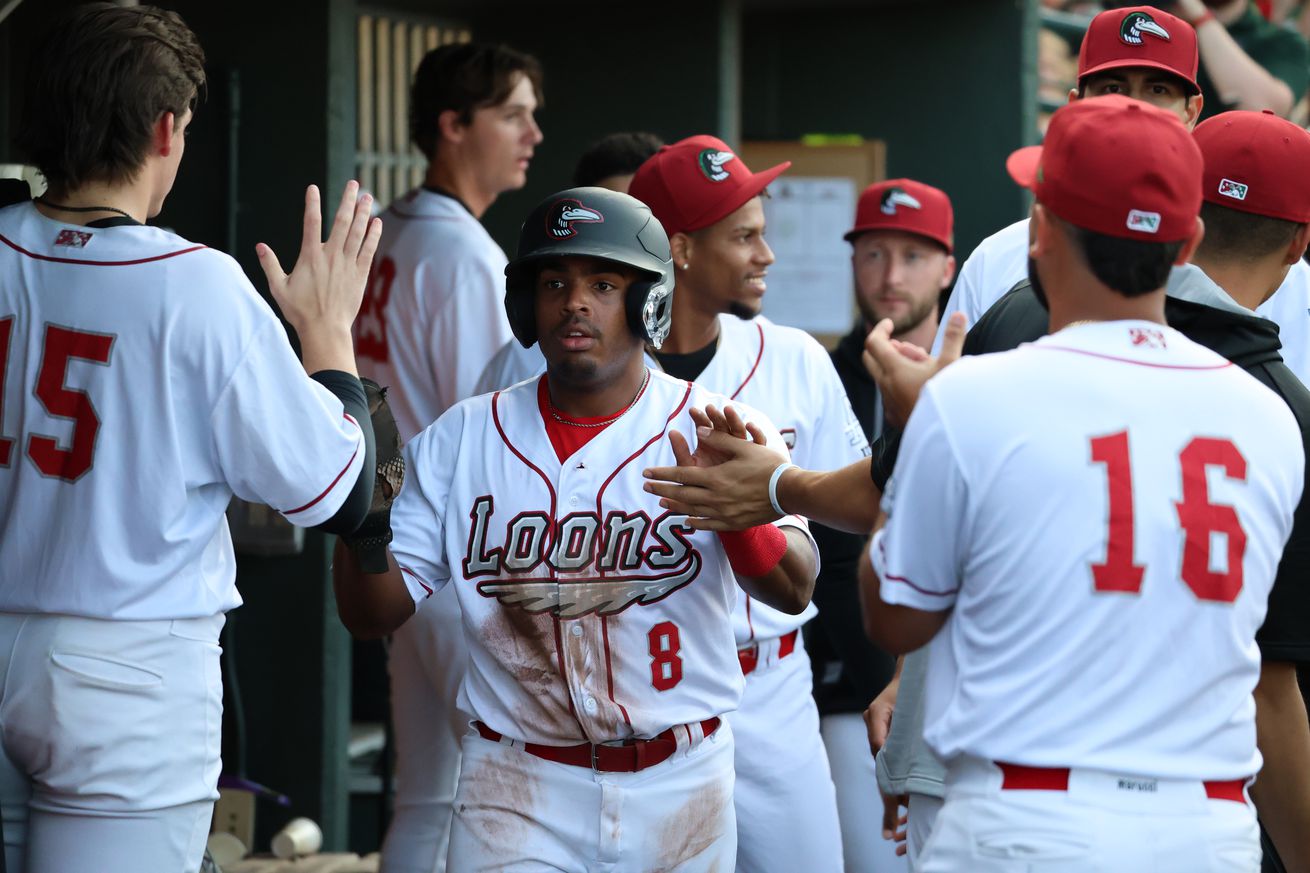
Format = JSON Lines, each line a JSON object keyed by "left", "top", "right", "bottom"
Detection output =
{"left": 1090, "top": 431, "right": 1247, "bottom": 603}
{"left": 0, "top": 317, "right": 115, "bottom": 483}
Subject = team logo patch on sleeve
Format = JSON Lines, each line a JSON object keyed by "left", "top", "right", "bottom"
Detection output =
{"left": 880, "top": 188, "right": 922, "bottom": 215}
{"left": 1218, "top": 179, "right": 1249, "bottom": 201}
{"left": 1126, "top": 210, "right": 1161, "bottom": 234}
{"left": 1119, "top": 11, "right": 1171, "bottom": 45}
{"left": 546, "top": 199, "right": 604, "bottom": 239}
{"left": 697, "top": 149, "right": 736, "bottom": 182}
{"left": 53, "top": 229, "right": 93, "bottom": 248}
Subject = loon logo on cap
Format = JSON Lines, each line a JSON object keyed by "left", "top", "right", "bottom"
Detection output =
{"left": 880, "top": 188, "right": 922, "bottom": 215}
{"left": 698, "top": 149, "right": 735, "bottom": 182}
{"left": 1218, "top": 178, "right": 1249, "bottom": 201}
{"left": 546, "top": 199, "right": 604, "bottom": 240}
{"left": 1120, "top": 11, "right": 1171, "bottom": 46}
{"left": 1127, "top": 209, "right": 1162, "bottom": 233}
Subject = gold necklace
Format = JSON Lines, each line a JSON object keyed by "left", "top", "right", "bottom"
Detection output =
{"left": 549, "top": 368, "right": 651, "bottom": 428}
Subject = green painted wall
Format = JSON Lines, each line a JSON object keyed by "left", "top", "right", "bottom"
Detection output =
{"left": 742, "top": 0, "right": 1038, "bottom": 261}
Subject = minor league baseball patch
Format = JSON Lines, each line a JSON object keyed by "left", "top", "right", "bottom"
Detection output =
{"left": 1126, "top": 210, "right": 1161, "bottom": 234}
{"left": 54, "top": 229, "right": 93, "bottom": 248}
{"left": 1218, "top": 179, "right": 1249, "bottom": 201}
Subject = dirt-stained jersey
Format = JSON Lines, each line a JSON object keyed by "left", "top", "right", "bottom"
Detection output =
{"left": 390, "top": 369, "right": 815, "bottom": 745}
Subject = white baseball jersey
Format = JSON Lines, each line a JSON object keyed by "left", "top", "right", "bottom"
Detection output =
{"left": 1257, "top": 258, "right": 1310, "bottom": 387}
{"left": 354, "top": 188, "right": 514, "bottom": 442}
{"left": 873, "top": 321, "right": 1302, "bottom": 780}
{"left": 680, "top": 315, "right": 869, "bottom": 647}
{"left": 390, "top": 369, "right": 815, "bottom": 745}
{"left": 0, "top": 202, "right": 365, "bottom": 620}
{"left": 474, "top": 337, "right": 545, "bottom": 396}
{"left": 931, "top": 218, "right": 1030, "bottom": 356}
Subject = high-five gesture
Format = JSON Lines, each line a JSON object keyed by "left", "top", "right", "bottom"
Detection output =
{"left": 256, "top": 181, "right": 382, "bottom": 374}
{"left": 861, "top": 311, "right": 966, "bottom": 429}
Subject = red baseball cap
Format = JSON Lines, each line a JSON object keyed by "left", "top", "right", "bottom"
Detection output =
{"left": 844, "top": 179, "right": 954, "bottom": 252}
{"left": 1078, "top": 6, "right": 1200, "bottom": 95}
{"left": 629, "top": 135, "right": 790, "bottom": 237}
{"left": 1194, "top": 110, "right": 1310, "bottom": 223}
{"left": 1007, "top": 95, "right": 1203, "bottom": 242}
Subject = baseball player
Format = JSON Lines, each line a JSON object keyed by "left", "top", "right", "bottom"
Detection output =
{"left": 629, "top": 135, "right": 868, "bottom": 873}
{"left": 474, "top": 131, "right": 665, "bottom": 397}
{"left": 864, "top": 95, "right": 1302, "bottom": 872}
{"left": 818, "top": 178, "right": 956, "bottom": 873}
{"left": 926, "top": 108, "right": 1310, "bottom": 871}
{"left": 352, "top": 42, "right": 543, "bottom": 873}
{"left": 332, "top": 186, "right": 819, "bottom": 873}
{"left": 0, "top": 6, "right": 383, "bottom": 872}
{"left": 936, "top": 3, "right": 1310, "bottom": 377}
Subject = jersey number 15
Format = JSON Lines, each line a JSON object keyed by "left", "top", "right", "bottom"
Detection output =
{"left": 1091, "top": 431, "right": 1247, "bottom": 603}
{"left": 0, "top": 317, "right": 115, "bottom": 482}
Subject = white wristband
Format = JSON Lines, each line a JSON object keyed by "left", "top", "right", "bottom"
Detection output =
{"left": 768, "top": 462, "right": 797, "bottom": 517}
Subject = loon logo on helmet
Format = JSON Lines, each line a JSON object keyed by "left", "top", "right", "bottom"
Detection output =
{"left": 1119, "top": 11, "right": 1170, "bottom": 46}
{"left": 546, "top": 199, "right": 604, "bottom": 239}
{"left": 880, "top": 187, "right": 922, "bottom": 215}
{"left": 698, "top": 149, "right": 735, "bottom": 183}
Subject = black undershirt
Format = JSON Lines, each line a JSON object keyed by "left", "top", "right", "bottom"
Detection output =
{"left": 651, "top": 336, "right": 718, "bottom": 383}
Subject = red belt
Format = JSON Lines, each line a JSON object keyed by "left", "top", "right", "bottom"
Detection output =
{"left": 474, "top": 718, "right": 720, "bottom": 773}
{"left": 738, "top": 629, "right": 799, "bottom": 675}
{"left": 995, "top": 762, "right": 1248, "bottom": 804}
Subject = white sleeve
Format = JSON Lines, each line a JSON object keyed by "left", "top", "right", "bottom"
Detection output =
{"left": 869, "top": 386, "right": 966, "bottom": 611}
{"left": 793, "top": 342, "right": 872, "bottom": 471}
{"left": 430, "top": 256, "right": 515, "bottom": 413}
{"left": 212, "top": 319, "right": 365, "bottom": 527}
{"left": 388, "top": 414, "right": 458, "bottom": 607}
{"left": 931, "top": 254, "right": 983, "bottom": 357}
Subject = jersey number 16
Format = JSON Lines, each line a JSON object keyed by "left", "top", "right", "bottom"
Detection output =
{"left": 1090, "top": 431, "right": 1247, "bottom": 603}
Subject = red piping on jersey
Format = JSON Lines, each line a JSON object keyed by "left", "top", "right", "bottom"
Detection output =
{"left": 883, "top": 572, "right": 958, "bottom": 598}
{"left": 493, "top": 390, "right": 582, "bottom": 725}
{"left": 1033, "top": 346, "right": 1234, "bottom": 371}
{"left": 745, "top": 596, "right": 755, "bottom": 643}
{"left": 592, "top": 378, "right": 694, "bottom": 730}
{"left": 284, "top": 413, "right": 362, "bottom": 515}
{"left": 0, "top": 232, "right": 206, "bottom": 266}
{"left": 399, "top": 566, "right": 434, "bottom": 596}
{"left": 730, "top": 323, "right": 765, "bottom": 400}
{"left": 601, "top": 617, "right": 631, "bottom": 728}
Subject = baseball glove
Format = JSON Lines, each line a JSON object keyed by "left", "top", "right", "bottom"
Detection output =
{"left": 345, "top": 378, "right": 404, "bottom": 573}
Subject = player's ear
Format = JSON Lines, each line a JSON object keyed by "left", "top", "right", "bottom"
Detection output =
{"left": 670, "top": 232, "right": 694, "bottom": 272}
{"left": 1030, "top": 203, "right": 1052, "bottom": 259}
{"left": 154, "top": 111, "right": 176, "bottom": 157}
{"left": 437, "top": 109, "right": 466, "bottom": 145}
{"left": 1177, "top": 217, "right": 1205, "bottom": 266}
{"left": 939, "top": 254, "right": 957, "bottom": 290}
{"left": 1285, "top": 222, "right": 1310, "bottom": 266}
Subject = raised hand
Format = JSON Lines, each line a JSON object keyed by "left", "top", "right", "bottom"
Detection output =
{"left": 862, "top": 311, "right": 966, "bottom": 429}
{"left": 256, "top": 182, "right": 382, "bottom": 374}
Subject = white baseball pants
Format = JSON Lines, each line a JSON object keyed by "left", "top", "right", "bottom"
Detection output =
{"left": 382, "top": 584, "right": 469, "bottom": 873}
{"left": 729, "top": 634, "right": 844, "bottom": 873}
{"left": 446, "top": 718, "right": 735, "bottom": 872}
{"left": 0, "top": 612, "right": 224, "bottom": 873}
{"left": 918, "top": 758, "right": 1260, "bottom": 872}
{"left": 820, "top": 712, "right": 908, "bottom": 873}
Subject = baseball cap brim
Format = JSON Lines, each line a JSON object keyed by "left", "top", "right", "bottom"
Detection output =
{"left": 841, "top": 225, "right": 953, "bottom": 250}
{"left": 1006, "top": 146, "right": 1043, "bottom": 190}
{"left": 1077, "top": 59, "right": 1200, "bottom": 95}
{"left": 684, "top": 161, "right": 791, "bottom": 234}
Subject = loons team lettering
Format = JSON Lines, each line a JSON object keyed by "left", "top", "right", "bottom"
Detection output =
{"left": 461, "top": 496, "right": 702, "bottom": 618}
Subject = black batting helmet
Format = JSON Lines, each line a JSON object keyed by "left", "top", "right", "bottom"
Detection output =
{"left": 504, "top": 187, "right": 674, "bottom": 349}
